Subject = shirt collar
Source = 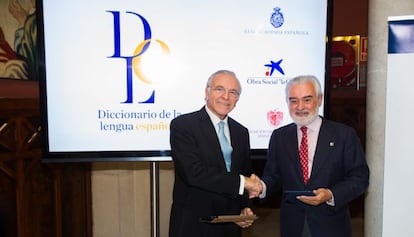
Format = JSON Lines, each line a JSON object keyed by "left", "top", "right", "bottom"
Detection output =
{"left": 297, "top": 116, "right": 322, "bottom": 132}
{"left": 205, "top": 106, "right": 228, "bottom": 125}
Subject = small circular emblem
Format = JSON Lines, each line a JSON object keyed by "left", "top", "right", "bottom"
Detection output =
{"left": 270, "top": 7, "right": 284, "bottom": 28}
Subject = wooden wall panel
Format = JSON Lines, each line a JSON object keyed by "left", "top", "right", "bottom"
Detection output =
{"left": 0, "top": 98, "right": 92, "bottom": 237}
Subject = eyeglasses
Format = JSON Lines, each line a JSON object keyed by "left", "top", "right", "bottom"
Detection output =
{"left": 210, "top": 86, "right": 240, "bottom": 98}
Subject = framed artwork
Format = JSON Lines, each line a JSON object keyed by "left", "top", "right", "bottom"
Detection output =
{"left": 0, "top": 0, "right": 38, "bottom": 98}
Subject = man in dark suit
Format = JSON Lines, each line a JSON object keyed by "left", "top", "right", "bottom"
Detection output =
{"left": 257, "top": 75, "right": 369, "bottom": 237}
{"left": 168, "top": 70, "right": 261, "bottom": 237}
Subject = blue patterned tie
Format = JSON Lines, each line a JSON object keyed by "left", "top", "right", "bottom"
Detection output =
{"left": 218, "top": 121, "right": 232, "bottom": 172}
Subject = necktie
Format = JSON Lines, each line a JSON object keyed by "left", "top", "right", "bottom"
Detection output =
{"left": 299, "top": 126, "right": 309, "bottom": 184}
{"left": 218, "top": 121, "right": 232, "bottom": 172}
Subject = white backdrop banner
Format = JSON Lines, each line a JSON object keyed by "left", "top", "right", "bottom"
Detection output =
{"left": 383, "top": 15, "right": 414, "bottom": 237}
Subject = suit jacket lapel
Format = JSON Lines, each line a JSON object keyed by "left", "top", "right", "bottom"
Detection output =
{"left": 199, "top": 107, "right": 227, "bottom": 171}
{"left": 285, "top": 124, "right": 305, "bottom": 183}
{"left": 309, "top": 119, "right": 334, "bottom": 181}
{"left": 228, "top": 118, "right": 242, "bottom": 172}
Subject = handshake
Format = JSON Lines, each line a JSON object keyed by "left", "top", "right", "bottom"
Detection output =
{"left": 244, "top": 174, "right": 263, "bottom": 198}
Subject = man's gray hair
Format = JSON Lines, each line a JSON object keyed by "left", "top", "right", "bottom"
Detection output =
{"left": 206, "top": 70, "right": 242, "bottom": 94}
{"left": 285, "top": 75, "right": 322, "bottom": 102}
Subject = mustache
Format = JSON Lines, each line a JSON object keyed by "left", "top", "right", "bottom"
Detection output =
{"left": 294, "top": 110, "right": 309, "bottom": 115}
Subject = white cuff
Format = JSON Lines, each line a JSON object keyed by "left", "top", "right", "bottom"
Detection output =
{"left": 239, "top": 175, "right": 245, "bottom": 195}
{"left": 258, "top": 180, "right": 267, "bottom": 199}
{"left": 326, "top": 189, "right": 335, "bottom": 206}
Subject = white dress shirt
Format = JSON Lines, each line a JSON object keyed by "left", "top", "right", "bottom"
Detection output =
{"left": 205, "top": 106, "right": 245, "bottom": 195}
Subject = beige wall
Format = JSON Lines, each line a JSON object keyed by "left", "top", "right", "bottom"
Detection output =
{"left": 91, "top": 162, "right": 174, "bottom": 237}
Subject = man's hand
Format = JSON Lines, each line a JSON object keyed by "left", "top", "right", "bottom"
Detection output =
{"left": 297, "top": 188, "right": 333, "bottom": 206}
{"left": 244, "top": 174, "right": 263, "bottom": 198}
{"left": 234, "top": 207, "right": 255, "bottom": 228}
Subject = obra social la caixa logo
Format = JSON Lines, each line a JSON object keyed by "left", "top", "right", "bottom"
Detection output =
{"left": 107, "top": 11, "right": 170, "bottom": 104}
